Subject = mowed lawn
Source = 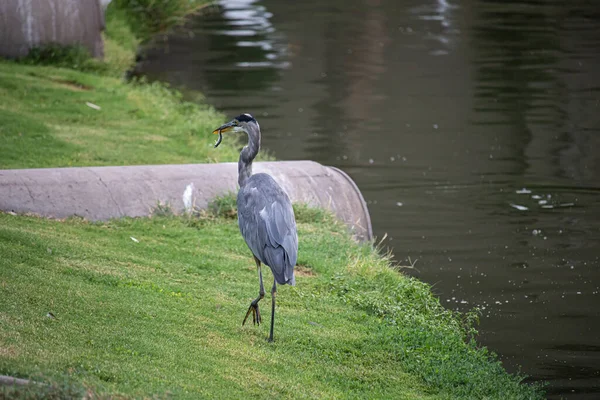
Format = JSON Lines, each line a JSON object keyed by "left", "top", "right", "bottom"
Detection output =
{"left": 0, "top": 61, "right": 241, "bottom": 170}
{"left": 0, "top": 207, "right": 543, "bottom": 399}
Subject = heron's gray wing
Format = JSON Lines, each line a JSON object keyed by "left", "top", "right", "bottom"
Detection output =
{"left": 261, "top": 200, "right": 298, "bottom": 267}
{"left": 237, "top": 174, "right": 298, "bottom": 285}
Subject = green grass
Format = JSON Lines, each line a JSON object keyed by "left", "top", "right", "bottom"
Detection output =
{"left": 0, "top": 0, "right": 233, "bottom": 170}
{"left": 0, "top": 208, "right": 543, "bottom": 399}
{"left": 17, "top": 44, "right": 106, "bottom": 72}
{"left": 0, "top": 62, "right": 242, "bottom": 169}
{"left": 110, "top": 0, "right": 213, "bottom": 41}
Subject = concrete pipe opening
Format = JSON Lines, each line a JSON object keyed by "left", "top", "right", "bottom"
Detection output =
{"left": 0, "top": 161, "right": 373, "bottom": 242}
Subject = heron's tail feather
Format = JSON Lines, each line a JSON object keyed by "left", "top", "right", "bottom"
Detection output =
{"left": 263, "top": 246, "right": 295, "bottom": 285}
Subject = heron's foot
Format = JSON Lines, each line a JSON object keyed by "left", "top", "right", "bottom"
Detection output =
{"left": 242, "top": 302, "right": 261, "bottom": 326}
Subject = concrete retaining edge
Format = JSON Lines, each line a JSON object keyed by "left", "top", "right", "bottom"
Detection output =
{"left": 0, "top": 161, "right": 373, "bottom": 242}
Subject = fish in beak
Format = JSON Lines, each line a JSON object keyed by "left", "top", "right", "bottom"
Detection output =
{"left": 212, "top": 120, "right": 236, "bottom": 148}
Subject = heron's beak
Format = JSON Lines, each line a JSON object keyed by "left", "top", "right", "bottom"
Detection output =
{"left": 212, "top": 120, "right": 235, "bottom": 148}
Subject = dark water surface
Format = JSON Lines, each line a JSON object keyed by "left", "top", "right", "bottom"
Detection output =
{"left": 138, "top": 0, "right": 600, "bottom": 397}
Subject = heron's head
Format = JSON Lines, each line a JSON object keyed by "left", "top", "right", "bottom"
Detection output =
{"left": 212, "top": 113, "right": 259, "bottom": 148}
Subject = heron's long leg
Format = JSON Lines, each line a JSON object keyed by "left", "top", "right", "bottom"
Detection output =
{"left": 268, "top": 278, "right": 277, "bottom": 342}
{"left": 242, "top": 256, "right": 265, "bottom": 326}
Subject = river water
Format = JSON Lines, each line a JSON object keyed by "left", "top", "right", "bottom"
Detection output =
{"left": 137, "top": 0, "right": 600, "bottom": 397}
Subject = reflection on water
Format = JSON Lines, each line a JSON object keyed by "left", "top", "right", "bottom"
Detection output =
{"left": 218, "top": 0, "right": 289, "bottom": 69}
{"left": 410, "top": 0, "right": 459, "bottom": 56}
{"left": 139, "top": 0, "right": 600, "bottom": 397}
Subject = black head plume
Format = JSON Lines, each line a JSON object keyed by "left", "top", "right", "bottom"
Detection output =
{"left": 235, "top": 113, "right": 256, "bottom": 123}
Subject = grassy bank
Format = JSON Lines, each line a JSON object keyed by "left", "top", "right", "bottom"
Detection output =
{"left": 0, "top": 0, "right": 237, "bottom": 170}
{"left": 0, "top": 62, "right": 240, "bottom": 169}
{"left": 0, "top": 207, "right": 543, "bottom": 399}
{"left": 103, "top": 0, "right": 214, "bottom": 76}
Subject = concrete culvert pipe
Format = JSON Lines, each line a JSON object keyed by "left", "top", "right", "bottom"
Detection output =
{"left": 0, "top": 161, "right": 373, "bottom": 242}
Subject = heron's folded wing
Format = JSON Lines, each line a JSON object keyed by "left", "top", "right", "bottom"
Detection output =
{"left": 237, "top": 177, "right": 298, "bottom": 285}
{"left": 265, "top": 202, "right": 297, "bottom": 260}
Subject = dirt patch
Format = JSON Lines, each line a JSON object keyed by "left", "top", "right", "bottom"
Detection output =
{"left": 145, "top": 134, "right": 168, "bottom": 142}
{"left": 295, "top": 264, "right": 316, "bottom": 277}
{"left": 0, "top": 345, "right": 19, "bottom": 359}
{"left": 49, "top": 77, "right": 93, "bottom": 91}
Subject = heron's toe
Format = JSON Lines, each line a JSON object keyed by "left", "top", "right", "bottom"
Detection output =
{"left": 242, "top": 303, "right": 261, "bottom": 326}
{"left": 255, "top": 305, "right": 262, "bottom": 325}
{"left": 242, "top": 306, "right": 252, "bottom": 326}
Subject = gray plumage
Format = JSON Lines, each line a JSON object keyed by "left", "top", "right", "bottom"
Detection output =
{"left": 238, "top": 173, "right": 297, "bottom": 286}
{"left": 212, "top": 113, "right": 298, "bottom": 342}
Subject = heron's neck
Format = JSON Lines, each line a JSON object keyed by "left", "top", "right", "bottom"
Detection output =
{"left": 238, "top": 124, "right": 261, "bottom": 187}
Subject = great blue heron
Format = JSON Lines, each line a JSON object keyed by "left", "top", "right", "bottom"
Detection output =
{"left": 212, "top": 113, "right": 298, "bottom": 342}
